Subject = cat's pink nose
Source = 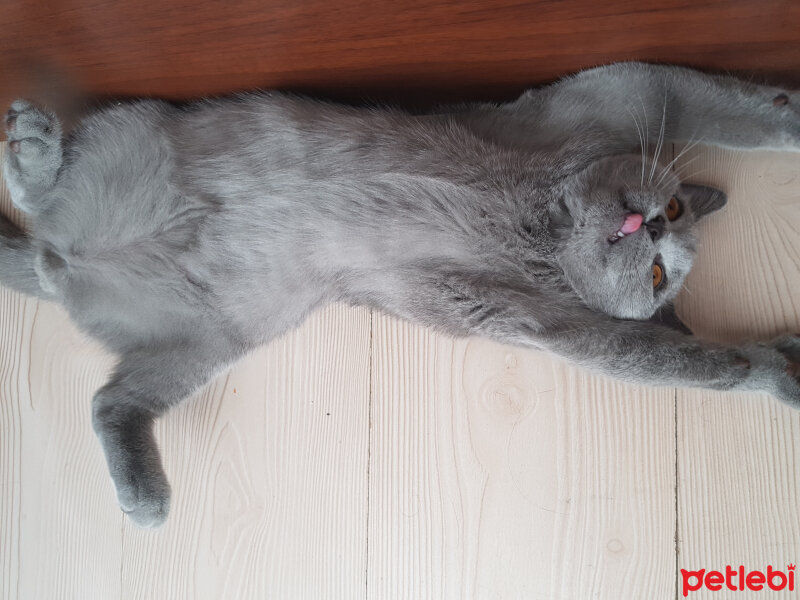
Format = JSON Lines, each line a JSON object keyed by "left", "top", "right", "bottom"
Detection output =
{"left": 620, "top": 213, "right": 643, "bottom": 234}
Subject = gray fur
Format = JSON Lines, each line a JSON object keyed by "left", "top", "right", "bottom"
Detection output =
{"left": 1, "top": 62, "right": 799, "bottom": 528}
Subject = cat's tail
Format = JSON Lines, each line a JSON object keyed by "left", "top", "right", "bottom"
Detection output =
{"left": 0, "top": 214, "right": 53, "bottom": 299}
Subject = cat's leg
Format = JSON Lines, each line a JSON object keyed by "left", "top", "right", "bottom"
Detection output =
{"left": 437, "top": 278, "right": 799, "bottom": 404}
{"left": 0, "top": 214, "right": 52, "bottom": 298}
{"left": 92, "top": 338, "right": 241, "bottom": 528}
{"left": 3, "top": 100, "right": 63, "bottom": 214}
{"left": 534, "top": 317, "right": 800, "bottom": 407}
{"left": 508, "top": 63, "right": 800, "bottom": 154}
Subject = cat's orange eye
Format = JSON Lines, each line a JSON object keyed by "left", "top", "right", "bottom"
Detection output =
{"left": 652, "top": 263, "right": 664, "bottom": 289}
{"left": 666, "top": 196, "right": 682, "bottom": 221}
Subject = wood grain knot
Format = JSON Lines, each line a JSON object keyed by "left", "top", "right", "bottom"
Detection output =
{"left": 606, "top": 538, "right": 625, "bottom": 553}
{"left": 479, "top": 377, "right": 537, "bottom": 423}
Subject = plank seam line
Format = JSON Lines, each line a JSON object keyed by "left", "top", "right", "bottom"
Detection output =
{"left": 364, "top": 309, "right": 374, "bottom": 599}
{"left": 673, "top": 388, "right": 679, "bottom": 600}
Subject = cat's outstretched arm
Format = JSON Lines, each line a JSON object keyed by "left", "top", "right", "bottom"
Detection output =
{"left": 398, "top": 272, "right": 795, "bottom": 405}
{"left": 507, "top": 62, "right": 800, "bottom": 154}
{"left": 532, "top": 315, "right": 800, "bottom": 407}
{"left": 432, "top": 278, "right": 800, "bottom": 405}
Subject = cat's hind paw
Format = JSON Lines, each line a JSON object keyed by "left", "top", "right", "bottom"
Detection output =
{"left": 3, "top": 100, "right": 63, "bottom": 213}
{"left": 115, "top": 468, "right": 171, "bottom": 529}
{"left": 5, "top": 100, "right": 61, "bottom": 143}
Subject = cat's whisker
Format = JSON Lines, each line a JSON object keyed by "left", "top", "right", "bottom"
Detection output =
{"left": 655, "top": 132, "right": 706, "bottom": 187}
{"left": 672, "top": 133, "right": 705, "bottom": 163}
{"left": 648, "top": 89, "right": 668, "bottom": 185}
{"left": 672, "top": 153, "right": 706, "bottom": 176}
{"left": 675, "top": 130, "right": 705, "bottom": 160}
{"left": 670, "top": 155, "right": 703, "bottom": 180}
{"left": 674, "top": 167, "right": 712, "bottom": 182}
{"left": 656, "top": 146, "right": 698, "bottom": 187}
{"left": 654, "top": 155, "right": 704, "bottom": 192}
{"left": 624, "top": 103, "right": 647, "bottom": 188}
{"left": 634, "top": 90, "right": 650, "bottom": 188}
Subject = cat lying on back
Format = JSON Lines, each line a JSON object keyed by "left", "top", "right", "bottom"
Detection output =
{"left": 2, "top": 62, "right": 799, "bottom": 528}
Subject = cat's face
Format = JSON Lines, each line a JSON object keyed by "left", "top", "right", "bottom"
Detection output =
{"left": 553, "top": 155, "right": 727, "bottom": 320}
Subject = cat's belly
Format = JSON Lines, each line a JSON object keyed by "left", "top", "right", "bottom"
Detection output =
{"left": 52, "top": 239, "right": 327, "bottom": 354}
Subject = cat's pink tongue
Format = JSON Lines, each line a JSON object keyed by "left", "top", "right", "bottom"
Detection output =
{"left": 620, "top": 213, "right": 643, "bottom": 234}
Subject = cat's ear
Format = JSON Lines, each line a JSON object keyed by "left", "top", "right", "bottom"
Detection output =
{"left": 649, "top": 302, "right": 693, "bottom": 335}
{"left": 679, "top": 183, "right": 727, "bottom": 221}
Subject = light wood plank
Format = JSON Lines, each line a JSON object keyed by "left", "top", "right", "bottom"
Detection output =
{"left": 368, "top": 315, "right": 676, "bottom": 599}
{"left": 676, "top": 147, "right": 800, "bottom": 599}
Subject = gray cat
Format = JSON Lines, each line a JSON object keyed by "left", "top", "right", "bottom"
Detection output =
{"left": 1, "top": 62, "right": 799, "bottom": 528}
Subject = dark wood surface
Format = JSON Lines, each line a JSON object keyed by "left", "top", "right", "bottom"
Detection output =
{"left": 1, "top": 0, "right": 800, "bottom": 114}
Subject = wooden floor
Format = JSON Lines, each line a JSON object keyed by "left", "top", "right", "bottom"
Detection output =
{"left": 0, "top": 140, "right": 799, "bottom": 600}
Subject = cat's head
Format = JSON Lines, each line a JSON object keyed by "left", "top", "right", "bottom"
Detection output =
{"left": 551, "top": 154, "right": 726, "bottom": 320}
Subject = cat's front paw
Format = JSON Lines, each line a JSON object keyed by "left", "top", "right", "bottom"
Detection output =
{"left": 3, "top": 100, "right": 63, "bottom": 213}
{"left": 771, "top": 92, "right": 800, "bottom": 151}
{"left": 739, "top": 336, "right": 800, "bottom": 408}
{"left": 772, "top": 334, "right": 800, "bottom": 379}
